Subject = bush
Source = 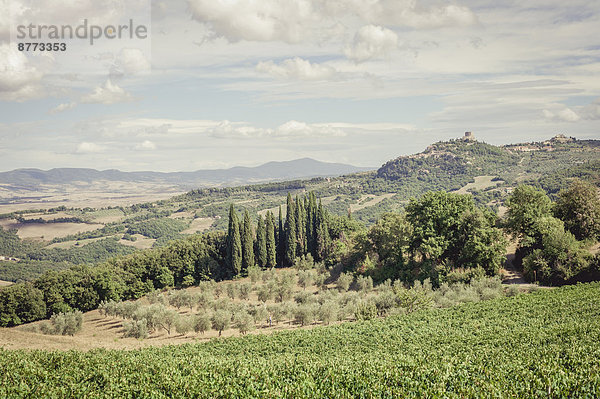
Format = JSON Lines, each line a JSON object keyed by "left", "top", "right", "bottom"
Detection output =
{"left": 238, "top": 283, "right": 251, "bottom": 300}
{"left": 193, "top": 314, "right": 212, "bottom": 335}
{"left": 212, "top": 310, "right": 231, "bottom": 336}
{"left": 247, "top": 266, "right": 261, "bottom": 284}
{"left": 336, "top": 273, "right": 353, "bottom": 292}
{"left": 319, "top": 301, "right": 339, "bottom": 325}
{"left": 175, "top": 316, "right": 193, "bottom": 335}
{"left": 251, "top": 305, "right": 268, "bottom": 326}
{"left": 355, "top": 275, "right": 373, "bottom": 292}
{"left": 298, "top": 270, "right": 315, "bottom": 290}
{"left": 226, "top": 284, "right": 238, "bottom": 300}
{"left": 354, "top": 301, "right": 377, "bottom": 321}
{"left": 123, "top": 319, "right": 148, "bottom": 339}
{"left": 40, "top": 311, "right": 83, "bottom": 336}
{"left": 234, "top": 311, "right": 255, "bottom": 335}
{"left": 294, "top": 304, "right": 316, "bottom": 326}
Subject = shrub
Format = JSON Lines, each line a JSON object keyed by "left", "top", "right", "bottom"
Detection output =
{"left": 247, "top": 265, "right": 261, "bottom": 284}
{"left": 298, "top": 270, "right": 315, "bottom": 290}
{"left": 336, "top": 273, "right": 353, "bottom": 292}
{"left": 238, "top": 283, "right": 251, "bottom": 300}
{"left": 355, "top": 275, "right": 373, "bottom": 292}
{"left": 211, "top": 310, "right": 231, "bottom": 336}
{"left": 294, "top": 304, "right": 316, "bottom": 326}
{"left": 251, "top": 305, "right": 268, "bottom": 326}
{"left": 40, "top": 311, "right": 83, "bottom": 336}
{"left": 226, "top": 284, "right": 238, "bottom": 300}
{"left": 354, "top": 301, "right": 377, "bottom": 321}
{"left": 234, "top": 311, "right": 255, "bottom": 335}
{"left": 193, "top": 313, "right": 211, "bottom": 335}
{"left": 175, "top": 316, "right": 193, "bottom": 335}
{"left": 123, "top": 319, "right": 148, "bottom": 339}
{"left": 319, "top": 301, "right": 339, "bottom": 325}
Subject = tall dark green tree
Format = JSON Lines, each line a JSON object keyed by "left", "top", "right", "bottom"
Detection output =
{"left": 265, "top": 211, "right": 277, "bottom": 268}
{"left": 295, "top": 195, "right": 306, "bottom": 257}
{"left": 285, "top": 193, "right": 297, "bottom": 266}
{"left": 242, "top": 210, "right": 254, "bottom": 273}
{"left": 256, "top": 215, "right": 267, "bottom": 268}
{"left": 226, "top": 204, "right": 242, "bottom": 277}
{"left": 306, "top": 192, "right": 317, "bottom": 256}
{"left": 315, "top": 199, "right": 331, "bottom": 261}
{"left": 277, "top": 206, "right": 285, "bottom": 267}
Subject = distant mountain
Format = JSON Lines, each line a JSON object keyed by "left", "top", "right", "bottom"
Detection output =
{"left": 0, "top": 158, "right": 374, "bottom": 190}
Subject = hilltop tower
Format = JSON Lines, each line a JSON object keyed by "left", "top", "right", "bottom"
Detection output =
{"left": 463, "top": 131, "right": 475, "bottom": 141}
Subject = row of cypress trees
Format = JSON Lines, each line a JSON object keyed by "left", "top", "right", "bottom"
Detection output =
{"left": 225, "top": 192, "right": 331, "bottom": 277}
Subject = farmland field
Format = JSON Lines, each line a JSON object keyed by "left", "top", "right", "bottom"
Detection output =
{"left": 1, "top": 283, "right": 599, "bottom": 397}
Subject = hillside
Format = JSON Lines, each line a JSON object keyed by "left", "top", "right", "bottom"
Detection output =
{"left": 0, "top": 134, "right": 598, "bottom": 283}
{"left": 1, "top": 283, "right": 599, "bottom": 397}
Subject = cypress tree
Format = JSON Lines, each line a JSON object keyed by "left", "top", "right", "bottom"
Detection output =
{"left": 265, "top": 211, "right": 276, "bottom": 268}
{"left": 295, "top": 194, "right": 306, "bottom": 257}
{"left": 256, "top": 215, "right": 267, "bottom": 268}
{"left": 277, "top": 205, "right": 285, "bottom": 267}
{"left": 226, "top": 204, "right": 242, "bottom": 277}
{"left": 242, "top": 210, "right": 254, "bottom": 273}
{"left": 306, "top": 192, "right": 317, "bottom": 257}
{"left": 315, "top": 199, "right": 331, "bottom": 262}
{"left": 284, "top": 193, "right": 296, "bottom": 266}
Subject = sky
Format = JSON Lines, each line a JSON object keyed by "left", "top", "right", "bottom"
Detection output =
{"left": 0, "top": 0, "right": 599, "bottom": 172}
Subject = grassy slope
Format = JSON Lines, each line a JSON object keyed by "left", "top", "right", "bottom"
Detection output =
{"left": 1, "top": 283, "right": 599, "bottom": 397}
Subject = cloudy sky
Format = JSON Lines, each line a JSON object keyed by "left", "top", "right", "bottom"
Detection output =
{"left": 1, "top": 0, "right": 599, "bottom": 172}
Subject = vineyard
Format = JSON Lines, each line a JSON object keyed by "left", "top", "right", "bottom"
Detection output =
{"left": 1, "top": 283, "right": 599, "bottom": 397}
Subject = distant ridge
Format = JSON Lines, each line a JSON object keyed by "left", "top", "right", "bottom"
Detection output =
{"left": 0, "top": 158, "right": 374, "bottom": 190}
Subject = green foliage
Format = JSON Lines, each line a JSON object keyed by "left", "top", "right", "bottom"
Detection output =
{"left": 505, "top": 185, "right": 594, "bottom": 284}
{"left": 126, "top": 218, "right": 188, "bottom": 239}
{"left": 212, "top": 309, "right": 231, "bottom": 336}
{"left": 39, "top": 310, "right": 83, "bottom": 336}
{"left": 27, "top": 237, "right": 136, "bottom": 265}
{"left": 123, "top": 319, "right": 148, "bottom": 339}
{"left": 504, "top": 185, "right": 553, "bottom": 241}
{"left": 336, "top": 272, "right": 353, "bottom": 292}
{"left": 226, "top": 205, "right": 242, "bottom": 278}
{"left": 553, "top": 179, "right": 600, "bottom": 240}
{"left": 265, "top": 211, "right": 277, "bottom": 268}
{"left": 241, "top": 210, "right": 254, "bottom": 272}
{"left": 255, "top": 215, "right": 267, "bottom": 268}
{"left": 193, "top": 314, "right": 212, "bottom": 335}
{"left": 0, "top": 283, "right": 46, "bottom": 326}
{"left": 354, "top": 301, "right": 378, "bottom": 321}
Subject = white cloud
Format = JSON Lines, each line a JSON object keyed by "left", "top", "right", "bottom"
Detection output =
{"left": 80, "top": 80, "right": 134, "bottom": 104}
{"left": 344, "top": 25, "right": 398, "bottom": 62}
{"left": 50, "top": 102, "right": 77, "bottom": 113}
{"left": 0, "top": 44, "right": 44, "bottom": 101}
{"left": 256, "top": 57, "right": 339, "bottom": 80}
{"left": 187, "top": 0, "right": 476, "bottom": 44}
{"left": 542, "top": 107, "right": 580, "bottom": 122}
{"left": 134, "top": 140, "right": 157, "bottom": 150}
{"left": 110, "top": 48, "right": 151, "bottom": 77}
{"left": 75, "top": 142, "right": 105, "bottom": 154}
{"left": 188, "top": 0, "right": 316, "bottom": 43}
{"left": 372, "top": 2, "right": 477, "bottom": 29}
{"left": 275, "top": 120, "right": 345, "bottom": 137}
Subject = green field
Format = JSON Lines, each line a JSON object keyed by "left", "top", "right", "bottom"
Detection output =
{"left": 2, "top": 283, "right": 599, "bottom": 398}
